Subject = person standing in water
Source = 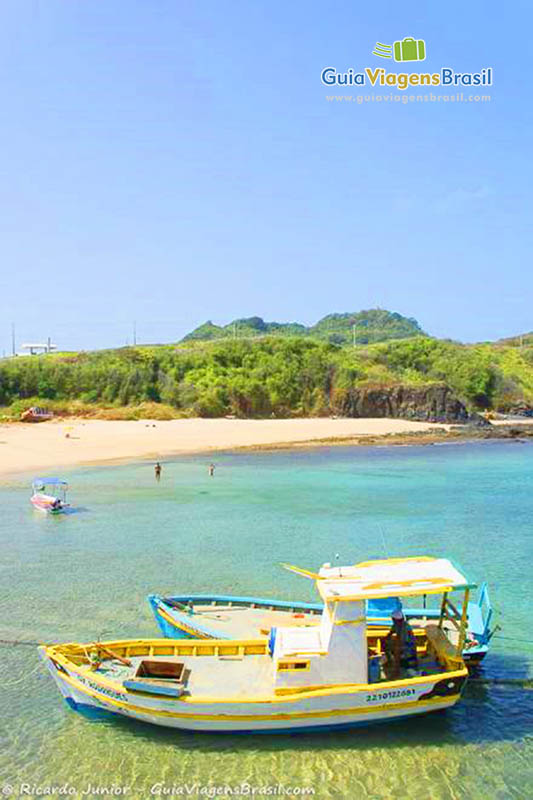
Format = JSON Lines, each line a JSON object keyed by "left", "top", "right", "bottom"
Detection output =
{"left": 208, "top": 463, "right": 215, "bottom": 477}
{"left": 154, "top": 462, "right": 162, "bottom": 481}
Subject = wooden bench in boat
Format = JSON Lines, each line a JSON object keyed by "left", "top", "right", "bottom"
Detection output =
{"left": 425, "top": 624, "right": 463, "bottom": 671}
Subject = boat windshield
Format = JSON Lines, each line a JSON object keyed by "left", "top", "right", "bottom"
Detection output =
{"left": 32, "top": 478, "right": 68, "bottom": 497}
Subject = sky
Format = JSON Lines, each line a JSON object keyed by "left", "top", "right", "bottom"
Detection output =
{"left": 0, "top": 1, "right": 531, "bottom": 354}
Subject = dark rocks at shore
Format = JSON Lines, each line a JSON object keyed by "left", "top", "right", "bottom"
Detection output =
{"left": 441, "top": 423, "right": 533, "bottom": 442}
{"left": 480, "top": 424, "right": 533, "bottom": 440}
{"left": 332, "top": 383, "right": 482, "bottom": 424}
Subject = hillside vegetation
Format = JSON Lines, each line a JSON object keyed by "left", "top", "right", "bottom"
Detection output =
{"left": 1, "top": 335, "right": 533, "bottom": 420}
{"left": 183, "top": 309, "right": 424, "bottom": 345}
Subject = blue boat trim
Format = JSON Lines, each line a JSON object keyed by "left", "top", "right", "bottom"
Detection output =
{"left": 123, "top": 679, "right": 183, "bottom": 697}
{"left": 64, "top": 697, "right": 119, "bottom": 720}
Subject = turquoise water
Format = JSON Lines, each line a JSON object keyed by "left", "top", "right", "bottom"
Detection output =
{"left": 0, "top": 442, "right": 532, "bottom": 799}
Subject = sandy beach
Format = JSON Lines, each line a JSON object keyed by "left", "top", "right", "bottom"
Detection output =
{"left": 0, "top": 417, "right": 456, "bottom": 479}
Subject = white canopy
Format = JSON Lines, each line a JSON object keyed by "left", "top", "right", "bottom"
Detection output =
{"left": 316, "top": 557, "right": 474, "bottom": 602}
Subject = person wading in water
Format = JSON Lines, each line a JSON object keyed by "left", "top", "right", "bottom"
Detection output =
{"left": 154, "top": 462, "right": 162, "bottom": 481}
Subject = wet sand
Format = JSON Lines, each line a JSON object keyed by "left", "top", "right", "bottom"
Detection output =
{"left": 0, "top": 417, "right": 453, "bottom": 478}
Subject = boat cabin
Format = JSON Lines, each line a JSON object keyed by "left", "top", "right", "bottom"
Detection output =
{"left": 271, "top": 556, "right": 472, "bottom": 690}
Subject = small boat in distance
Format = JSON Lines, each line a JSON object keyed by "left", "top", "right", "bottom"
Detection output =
{"left": 39, "top": 556, "right": 472, "bottom": 733}
{"left": 21, "top": 406, "right": 54, "bottom": 422}
{"left": 148, "top": 577, "right": 493, "bottom": 666}
{"left": 31, "top": 478, "right": 69, "bottom": 514}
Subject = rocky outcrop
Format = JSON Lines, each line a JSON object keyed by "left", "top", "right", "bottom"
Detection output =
{"left": 331, "top": 383, "right": 479, "bottom": 424}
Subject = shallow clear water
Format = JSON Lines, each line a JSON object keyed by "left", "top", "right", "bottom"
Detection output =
{"left": 0, "top": 441, "right": 532, "bottom": 799}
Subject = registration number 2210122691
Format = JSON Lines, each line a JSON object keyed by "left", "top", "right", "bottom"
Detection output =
{"left": 366, "top": 688, "right": 416, "bottom": 703}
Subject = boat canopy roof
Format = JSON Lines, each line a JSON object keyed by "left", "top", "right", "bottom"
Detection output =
{"left": 316, "top": 556, "right": 475, "bottom": 602}
{"left": 33, "top": 477, "right": 68, "bottom": 486}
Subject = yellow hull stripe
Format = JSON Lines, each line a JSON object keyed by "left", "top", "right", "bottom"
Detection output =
{"left": 54, "top": 669, "right": 459, "bottom": 723}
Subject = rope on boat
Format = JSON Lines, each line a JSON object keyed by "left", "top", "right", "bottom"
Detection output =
{"left": 164, "top": 600, "right": 230, "bottom": 622}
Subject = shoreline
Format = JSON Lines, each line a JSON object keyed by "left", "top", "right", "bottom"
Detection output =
{"left": 233, "top": 427, "right": 533, "bottom": 452}
{"left": 1, "top": 417, "right": 532, "bottom": 480}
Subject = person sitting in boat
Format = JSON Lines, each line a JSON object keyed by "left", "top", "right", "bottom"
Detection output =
{"left": 384, "top": 609, "right": 418, "bottom": 678}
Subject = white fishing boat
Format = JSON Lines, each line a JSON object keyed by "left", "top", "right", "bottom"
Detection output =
{"left": 30, "top": 478, "right": 69, "bottom": 514}
{"left": 39, "top": 557, "right": 471, "bottom": 733}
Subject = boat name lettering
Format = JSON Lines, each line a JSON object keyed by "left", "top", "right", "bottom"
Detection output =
{"left": 366, "top": 688, "right": 416, "bottom": 702}
{"left": 76, "top": 675, "right": 124, "bottom": 701}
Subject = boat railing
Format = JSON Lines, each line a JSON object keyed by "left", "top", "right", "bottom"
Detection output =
{"left": 53, "top": 639, "right": 270, "bottom": 667}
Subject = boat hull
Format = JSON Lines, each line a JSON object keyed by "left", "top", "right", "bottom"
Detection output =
{"left": 30, "top": 495, "right": 67, "bottom": 514}
{"left": 21, "top": 408, "right": 54, "bottom": 422}
{"left": 39, "top": 647, "right": 466, "bottom": 733}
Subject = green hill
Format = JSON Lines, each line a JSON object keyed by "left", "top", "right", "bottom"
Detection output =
{"left": 310, "top": 309, "right": 424, "bottom": 344}
{"left": 183, "top": 316, "right": 307, "bottom": 342}
{"left": 182, "top": 309, "right": 424, "bottom": 344}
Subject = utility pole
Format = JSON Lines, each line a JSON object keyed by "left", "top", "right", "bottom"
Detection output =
{"left": 47, "top": 336, "right": 51, "bottom": 354}
{"left": 133, "top": 321, "right": 137, "bottom": 346}
{"left": 11, "top": 322, "right": 15, "bottom": 356}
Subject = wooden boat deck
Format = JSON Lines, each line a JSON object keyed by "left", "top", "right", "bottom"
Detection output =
{"left": 97, "top": 652, "right": 276, "bottom": 699}
{"left": 189, "top": 604, "right": 319, "bottom": 638}
{"left": 176, "top": 603, "right": 462, "bottom": 647}
{"left": 87, "top": 626, "right": 455, "bottom": 699}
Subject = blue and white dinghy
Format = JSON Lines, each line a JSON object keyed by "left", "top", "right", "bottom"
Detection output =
{"left": 40, "top": 557, "right": 471, "bottom": 733}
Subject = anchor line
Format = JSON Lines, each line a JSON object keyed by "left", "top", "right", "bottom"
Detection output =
{"left": 0, "top": 661, "right": 43, "bottom": 687}
{"left": 0, "top": 639, "right": 44, "bottom": 647}
{"left": 469, "top": 678, "right": 533, "bottom": 689}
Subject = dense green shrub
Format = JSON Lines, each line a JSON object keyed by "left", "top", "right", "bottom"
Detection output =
{"left": 1, "top": 336, "right": 533, "bottom": 418}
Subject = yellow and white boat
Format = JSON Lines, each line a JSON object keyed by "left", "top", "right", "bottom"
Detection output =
{"left": 39, "top": 557, "right": 472, "bottom": 733}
